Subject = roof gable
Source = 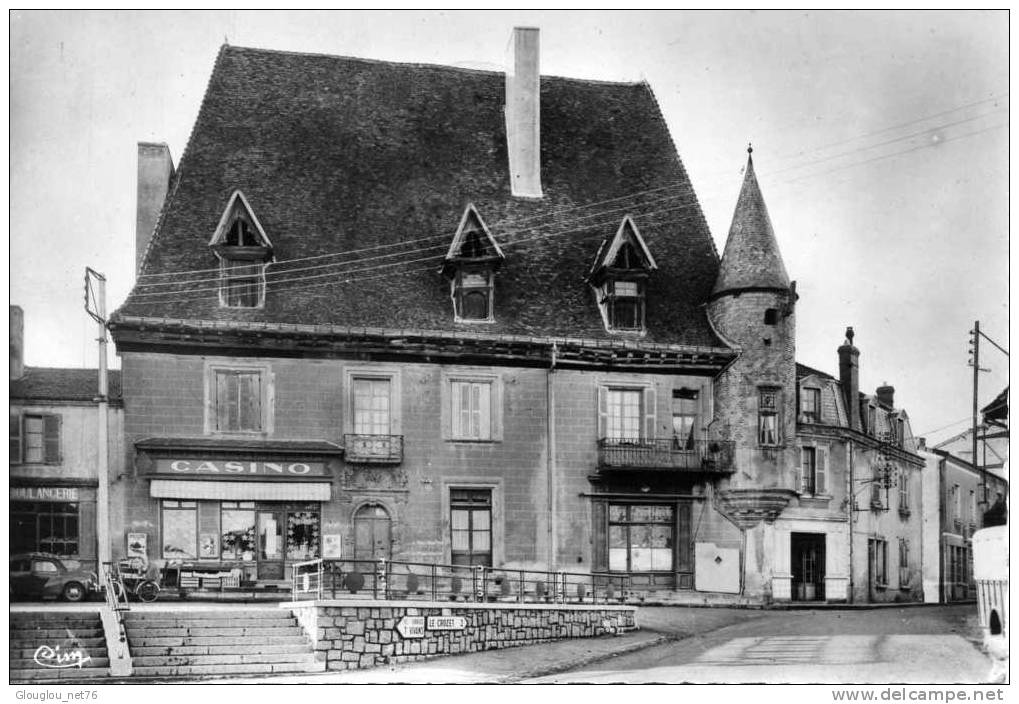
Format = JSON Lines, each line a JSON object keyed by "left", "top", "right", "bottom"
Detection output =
{"left": 588, "top": 215, "right": 657, "bottom": 281}
{"left": 115, "top": 45, "right": 725, "bottom": 349}
{"left": 209, "top": 190, "right": 273, "bottom": 249}
{"left": 443, "top": 203, "right": 504, "bottom": 264}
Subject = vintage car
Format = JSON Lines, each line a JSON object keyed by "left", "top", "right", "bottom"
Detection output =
{"left": 9, "top": 553, "right": 98, "bottom": 602}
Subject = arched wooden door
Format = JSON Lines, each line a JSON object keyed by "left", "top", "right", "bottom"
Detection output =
{"left": 353, "top": 504, "right": 392, "bottom": 562}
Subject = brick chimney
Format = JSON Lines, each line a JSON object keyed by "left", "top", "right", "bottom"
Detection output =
{"left": 876, "top": 383, "right": 895, "bottom": 409}
{"left": 10, "top": 305, "right": 24, "bottom": 380}
{"left": 838, "top": 326, "right": 860, "bottom": 431}
{"left": 505, "top": 27, "right": 542, "bottom": 198}
{"left": 136, "top": 142, "right": 175, "bottom": 275}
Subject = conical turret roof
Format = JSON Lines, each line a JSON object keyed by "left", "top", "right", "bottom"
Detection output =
{"left": 711, "top": 150, "right": 790, "bottom": 299}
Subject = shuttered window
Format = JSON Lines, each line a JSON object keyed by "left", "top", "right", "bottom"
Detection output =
{"left": 599, "top": 386, "right": 655, "bottom": 441}
{"left": 214, "top": 370, "right": 263, "bottom": 432}
{"left": 450, "top": 381, "right": 491, "bottom": 440}
{"left": 450, "top": 489, "right": 492, "bottom": 567}
{"left": 9, "top": 414, "right": 60, "bottom": 464}
{"left": 758, "top": 388, "right": 780, "bottom": 446}
{"left": 800, "top": 446, "right": 826, "bottom": 495}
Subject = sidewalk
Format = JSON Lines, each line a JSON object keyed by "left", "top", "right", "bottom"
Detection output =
{"left": 199, "top": 629, "right": 668, "bottom": 684}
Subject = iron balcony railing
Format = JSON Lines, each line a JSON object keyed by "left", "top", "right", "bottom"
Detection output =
{"left": 293, "top": 557, "right": 633, "bottom": 605}
{"left": 343, "top": 434, "right": 404, "bottom": 464}
{"left": 597, "top": 438, "right": 735, "bottom": 473}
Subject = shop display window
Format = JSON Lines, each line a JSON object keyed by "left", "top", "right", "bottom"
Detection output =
{"left": 608, "top": 503, "right": 674, "bottom": 572}
{"left": 162, "top": 500, "right": 198, "bottom": 559}
{"left": 221, "top": 501, "right": 255, "bottom": 561}
{"left": 10, "top": 501, "right": 79, "bottom": 555}
{"left": 286, "top": 511, "right": 321, "bottom": 561}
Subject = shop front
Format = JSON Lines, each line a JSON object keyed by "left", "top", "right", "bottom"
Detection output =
{"left": 134, "top": 442, "right": 340, "bottom": 589}
{"left": 10, "top": 484, "right": 97, "bottom": 570}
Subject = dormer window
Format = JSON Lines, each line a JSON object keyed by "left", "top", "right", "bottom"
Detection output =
{"left": 588, "top": 216, "right": 657, "bottom": 335}
{"left": 208, "top": 191, "right": 274, "bottom": 309}
{"left": 442, "top": 204, "right": 504, "bottom": 323}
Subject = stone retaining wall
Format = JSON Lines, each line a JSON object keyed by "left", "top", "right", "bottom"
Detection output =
{"left": 288, "top": 599, "right": 637, "bottom": 671}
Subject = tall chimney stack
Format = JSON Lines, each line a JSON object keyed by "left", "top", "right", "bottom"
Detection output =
{"left": 876, "top": 383, "right": 895, "bottom": 409}
{"left": 10, "top": 305, "right": 24, "bottom": 381}
{"left": 838, "top": 326, "right": 860, "bottom": 431}
{"left": 136, "top": 142, "right": 175, "bottom": 275}
{"left": 505, "top": 27, "right": 543, "bottom": 198}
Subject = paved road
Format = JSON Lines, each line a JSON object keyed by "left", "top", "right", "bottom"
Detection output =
{"left": 527, "top": 604, "right": 995, "bottom": 684}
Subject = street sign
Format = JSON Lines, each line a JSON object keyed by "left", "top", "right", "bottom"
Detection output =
{"left": 426, "top": 616, "right": 467, "bottom": 630}
{"left": 396, "top": 616, "right": 425, "bottom": 639}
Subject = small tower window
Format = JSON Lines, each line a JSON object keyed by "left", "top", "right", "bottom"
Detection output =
{"left": 764, "top": 308, "right": 779, "bottom": 325}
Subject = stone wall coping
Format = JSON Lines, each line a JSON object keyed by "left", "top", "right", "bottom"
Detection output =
{"left": 285, "top": 599, "right": 637, "bottom": 612}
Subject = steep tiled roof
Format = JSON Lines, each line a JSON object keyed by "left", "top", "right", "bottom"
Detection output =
{"left": 10, "top": 367, "right": 122, "bottom": 403}
{"left": 114, "top": 45, "right": 724, "bottom": 347}
{"left": 796, "top": 362, "right": 836, "bottom": 381}
{"left": 711, "top": 153, "right": 790, "bottom": 299}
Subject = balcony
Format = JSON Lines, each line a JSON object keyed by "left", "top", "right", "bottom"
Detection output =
{"left": 597, "top": 438, "right": 735, "bottom": 473}
{"left": 343, "top": 434, "right": 403, "bottom": 464}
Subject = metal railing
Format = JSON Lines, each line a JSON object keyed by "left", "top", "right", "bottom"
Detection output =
{"left": 292, "top": 557, "right": 633, "bottom": 604}
{"left": 100, "top": 562, "right": 130, "bottom": 651}
{"left": 598, "top": 438, "right": 735, "bottom": 472}
{"left": 292, "top": 558, "right": 325, "bottom": 600}
{"left": 343, "top": 434, "right": 404, "bottom": 463}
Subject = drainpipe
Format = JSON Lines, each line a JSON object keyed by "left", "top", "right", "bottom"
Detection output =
{"left": 847, "top": 440, "right": 854, "bottom": 604}
{"left": 546, "top": 342, "right": 558, "bottom": 570}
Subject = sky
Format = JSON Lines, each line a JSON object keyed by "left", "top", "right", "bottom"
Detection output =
{"left": 8, "top": 10, "right": 1009, "bottom": 447}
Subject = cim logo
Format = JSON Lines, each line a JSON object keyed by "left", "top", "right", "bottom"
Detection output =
{"left": 33, "top": 645, "right": 92, "bottom": 669}
{"left": 167, "top": 460, "right": 314, "bottom": 475}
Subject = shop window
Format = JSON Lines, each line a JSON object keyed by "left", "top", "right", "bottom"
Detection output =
{"left": 354, "top": 504, "right": 392, "bottom": 561}
{"left": 352, "top": 377, "right": 392, "bottom": 435}
{"left": 210, "top": 368, "right": 266, "bottom": 433}
{"left": 608, "top": 504, "right": 674, "bottom": 572}
{"left": 286, "top": 510, "right": 321, "bottom": 561}
{"left": 671, "top": 389, "right": 699, "bottom": 450}
{"left": 800, "top": 446, "right": 826, "bottom": 495}
{"left": 450, "top": 489, "right": 492, "bottom": 567}
{"left": 162, "top": 500, "right": 198, "bottom": 559}
{"left": 10, "top": 501, "right": 79, "bottom": 555}
{"left": 220, "top": 502, "right": 256, "bottom": 561}
{"left": 870, "top": 537, "right": 887, "bottom": 586}
{"left": 10, "top": 413, "right": 61, "bottom": 464}
{"left": 800, "top": 387, "right": 820, "bottom": 423}
{"left": 451, "top": 380, "right": 492, "bottom": 440}
{"left": 758, "top": 388, "right": 780, "bottom": 446}
{"left": 599, "top": 386, "right": 654, "bottom": 442}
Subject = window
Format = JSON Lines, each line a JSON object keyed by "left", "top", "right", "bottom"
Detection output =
{"left": 450, "top": 489, "right": 492, "bottom": 567}
{"left": 896, "top": 418, "right": 906, "bottom": 447}
{"left": 220, "top": 502, "right": 256, "bottom": 561}
{"left": 951, "top": 484, "right": 961, "bottom": 525}
{"left": 608, "top": 504, "right": 674, "bottom": 572}
{"left": 671, "top": 389, "right": 699, "bottom": 450}
{"left": 212, "top": 369, "right": 264, "bottom": 432}
{"left": 453, "top": 271, "right": 494, "bottom": 322}
{"left": 33, "top": 559, "right": 59, "bottom": 575}
{"left": 162, "top": 500, "right": 198, "bottom": 559}
{"left": 10, "top": 413, "right": 60, "bottom": 464}
{"left": 352, "top": 378, "right": 392, "bottom": 435}
{"left": 870, "top": 538, "right": 887, "bottom": 586}
{"left": 899, "top": 473, "right": 910, "bottom": 512}
{"left": 221, "top": 259, "right": 265, "bottom": 308}
{"left": 800, "top": 446, "right": 826, "bottom": 495}
{"left": 607, "top": 388, "right": 643, "bottom": 441}
{"left": 898, "top": 539, "right": 910, "bottom": 588}
{"left": 10, "top": 501, "right": 79, "bottom": 555}
{"left": 871, "top": 466, "right": 884, "bottom": 508}
{"left": 758, "top": 388, "right": 780, "bottom": 446}
{"left": 451, "top": 380, "right": 492, "bottom": 440}
{"left": 800, "top": 388, "right": 820, "bottom": 423}
{"left": 286, "top": 510, "right": 321, "bottom": 561}
{"left": 969, "top": 490, "right": 977, "bottom": 525}
{"left": 764, "top": 308, "right": 779, "bottom": 325}
{"left": 606, "top": 280, "right": 644, "bottom": 332}
{"left": 867, "top": 406, "right": 877, "bottom": 436}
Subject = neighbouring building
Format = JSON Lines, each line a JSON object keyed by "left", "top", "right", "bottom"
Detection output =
{"left": 932, "top": 387, "right": 1009, "bottom": 479}
{"left": 9, "top": 305, "right": 124, "bottom": 572}
{"left": 921, "top": 394, "right": 1009, "bottom": 603}
{"left": 107, "top": 32, "right": 924, "bottom": 602}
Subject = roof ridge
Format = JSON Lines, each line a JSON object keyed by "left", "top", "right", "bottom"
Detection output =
{"left": 221, "top": 43, "right": 646, "bottom": 87}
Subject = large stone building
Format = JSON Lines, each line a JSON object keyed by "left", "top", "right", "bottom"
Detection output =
{"left": 9, "top": 306, "right": 124, "bottom": 573}
{"left": 107, "top": 31, "right": 924, "bottom": 602}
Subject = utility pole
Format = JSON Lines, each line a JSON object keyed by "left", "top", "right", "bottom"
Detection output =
{"left": 85, "top": 268, "right": 111, "bottom": 568}
{"left": 970, "top": 321, "right": 980, "bottom": 505}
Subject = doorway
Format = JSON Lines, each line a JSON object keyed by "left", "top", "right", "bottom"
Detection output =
{"left": 791, "top": 532, "right": 825, "bottom": 601}
{"left": 354, "top": 504, "right": 392, "bottom": 562}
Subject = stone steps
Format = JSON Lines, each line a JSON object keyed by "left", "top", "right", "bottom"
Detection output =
{"left": 10, "top": 657, "right": 111, "bottom": 670}
{"left": 10, "top": 636, "right": 108, "bottom": 651}
{"left": 123, "top": 608, "right": 323, "bottom": 678}
{"left": 9, "top": 612, "right": 110, "bottom": 683}
{"left": 9, "top": 627, "right": 106, "bottom": 640}
{"left": 9, "top": 667, "right": 112, "bottom": 682}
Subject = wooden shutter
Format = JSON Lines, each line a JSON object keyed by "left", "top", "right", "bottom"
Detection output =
{"left": 799, "top": 447, "right": 809, "bottom": 493}
{"left": 450, "top": 381, "right": 463, "bottom": 438}
{"left": 215, "top": 371, "right": 232, "bottom": 431}
{"left": 240, "top": 373, "right": 262, "bottom": 431}
{"left": 591, "top": 501, "right": 607, "bottom": 572}
{"left": 676, "top": 501, "right": 693, "bottom": 573}
{"left": 597, "top": 387, "right": 608, "bottom": 440}
{"left": 10, "top": 413, "right": 21, "bottom": 464}
{"left": 43, "top": 414, "right": 61, "bottom": 463}
{"left": 477, "top": 383, "right": 492, "bottom": 440}
{"left": 642, "top": 386, "right": 656, "bottom": 440}
{"left": 816, "top": 446, "right": 827, "bottom": 495}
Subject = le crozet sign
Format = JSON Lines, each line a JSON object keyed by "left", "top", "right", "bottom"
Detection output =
{"left": 154, "top": 459, "right": 327, "bottom": 477}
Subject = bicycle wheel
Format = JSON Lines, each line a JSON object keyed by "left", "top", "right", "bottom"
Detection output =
{"left": 136, "top": 580, "right": 160, "bottom": 603}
